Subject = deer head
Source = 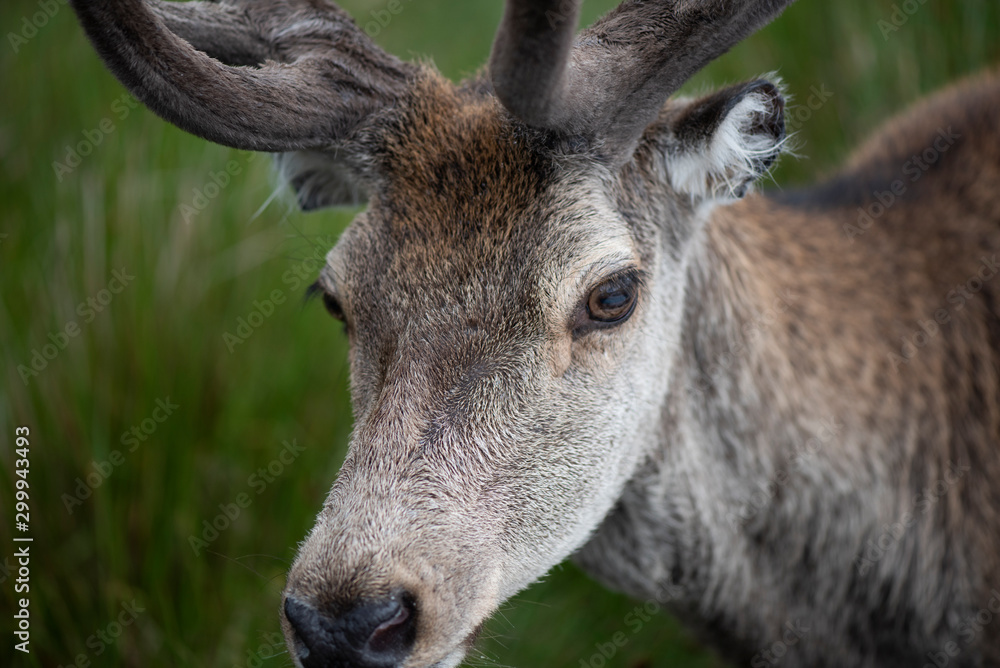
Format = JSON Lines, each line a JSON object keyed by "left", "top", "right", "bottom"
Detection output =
{"left": 70, "top": 0, "right": 793, "bottom": 665}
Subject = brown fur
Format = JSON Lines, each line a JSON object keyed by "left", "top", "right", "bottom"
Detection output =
{"left": 632, "top": 70, "right": 1000, "bottom": 664}
{"left": 68, "top": 1, "right": 1000, "bottom": 665}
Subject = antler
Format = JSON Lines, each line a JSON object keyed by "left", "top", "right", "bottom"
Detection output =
{"left": 70, "top": 0, "right": 416, "bottom": 152}
{"left": 489, "top": 0, "right": 797, "bottom": 162}
{"left": 146, "top": 0, "right": 271, "bottom": 67}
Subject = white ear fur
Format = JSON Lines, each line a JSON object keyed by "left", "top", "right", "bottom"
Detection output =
{"left": 275, "top": 149, "right": 368, "bottom": 211}
{"left": 666, "top": 81, "right": 786, "bottom": 202}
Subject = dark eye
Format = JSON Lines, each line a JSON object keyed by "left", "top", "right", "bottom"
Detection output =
{"left": 579, "top": 270, "right": 640, "bottom": 331}
{"left": 306, "top": 280, "right": 346, "bottom": 322}
{"left": 322, "top": 292, "right": 345, "bottom": 321}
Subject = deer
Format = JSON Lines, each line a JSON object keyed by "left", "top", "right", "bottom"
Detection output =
{"left": 69, "top": 0, "right": 1000, "bottom": 666}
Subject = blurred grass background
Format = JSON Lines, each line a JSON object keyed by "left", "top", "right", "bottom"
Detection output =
{"left": 1, "top": 1, "right": 997, "bottom": 667}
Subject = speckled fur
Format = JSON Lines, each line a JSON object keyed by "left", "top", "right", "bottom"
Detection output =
{"left": 69, "top": 1, "right": 1000, "bottom": 665}
{"left": 577, "top": 71, "right": 1000, "bottom": 667}
{"left": 285, "top": 70, "right": 1000, "bottom": 667}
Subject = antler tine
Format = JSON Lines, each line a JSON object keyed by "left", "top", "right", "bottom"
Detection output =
{"left": 490, "top": 0, "right": 796, "bottom": 163}
{"left": 488, "top": 0, "right": 583, "bottom": 129}
{"left": 71, "top": 0, "right": 415, "bottom": 152}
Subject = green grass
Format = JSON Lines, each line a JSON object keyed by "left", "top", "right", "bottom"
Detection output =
{"left": 1, "top": 1, "right": 997, "bottom": 667}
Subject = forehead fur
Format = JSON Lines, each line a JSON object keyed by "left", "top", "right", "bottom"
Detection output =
{"left": 317, "top": 72, "right": 650, "bottom": 392}
{"left": 328, "top": 72, "right": 637, "bottom": 310}
{"left": 373, "top": 72, "right": 558, "bottom": 234}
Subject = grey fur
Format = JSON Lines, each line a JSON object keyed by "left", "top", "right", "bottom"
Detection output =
{"left": 68, "top": 1, "right": 1000, "bottom": 667}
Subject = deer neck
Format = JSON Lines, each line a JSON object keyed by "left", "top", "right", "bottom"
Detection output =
{"left": 575, "top": 193, "right": 850, "bottom": 632}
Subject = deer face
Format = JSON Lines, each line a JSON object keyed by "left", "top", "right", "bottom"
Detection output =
{"left": 286, "top": 189, "right": 668, "bottom": 665}
{"left": 69, "top": 1, "right": 790, "bottom": 666}
{"left": 282, "top": 76, "right": 784, "bottom": 667}
{"left": 283, "top": 89, "right": 674, "bottom": 668}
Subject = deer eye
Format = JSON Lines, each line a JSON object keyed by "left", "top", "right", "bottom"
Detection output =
{"left": 576, "top": 270, "right": 641, "bottom": 333}
{"left": 322, "top": 293, "right": 345, "bottom": 321}
{"left": 306, "top": 280, "right": 346, "bottom": 321}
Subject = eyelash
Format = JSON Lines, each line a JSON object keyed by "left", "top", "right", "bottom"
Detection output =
{"left": 306, "top": 281, "right": 346, "bottom": 321}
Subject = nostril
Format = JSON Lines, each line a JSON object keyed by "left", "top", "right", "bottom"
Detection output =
{"left": 283, "top": 592, "right": 417, "bottom": 668}
{"left": 284, "top": 597, "right": 333, "bottom": 664}
{"left": 366, "top": 593, "right": 416, "bottom": 655}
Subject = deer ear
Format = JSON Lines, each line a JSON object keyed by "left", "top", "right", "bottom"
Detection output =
{"left": 275, "top": 150, "right": 369, "bottom": 211}
{"left": 663, "top": 80, "right": 785, "bottom": 202}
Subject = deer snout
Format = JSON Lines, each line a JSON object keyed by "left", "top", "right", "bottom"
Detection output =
{"left": 283, "top": 591, "right": 417, "bottom": 668}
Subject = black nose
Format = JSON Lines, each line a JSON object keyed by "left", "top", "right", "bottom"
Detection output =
{"left": 284, "top": 592, "right": 417, "bottom": 668}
